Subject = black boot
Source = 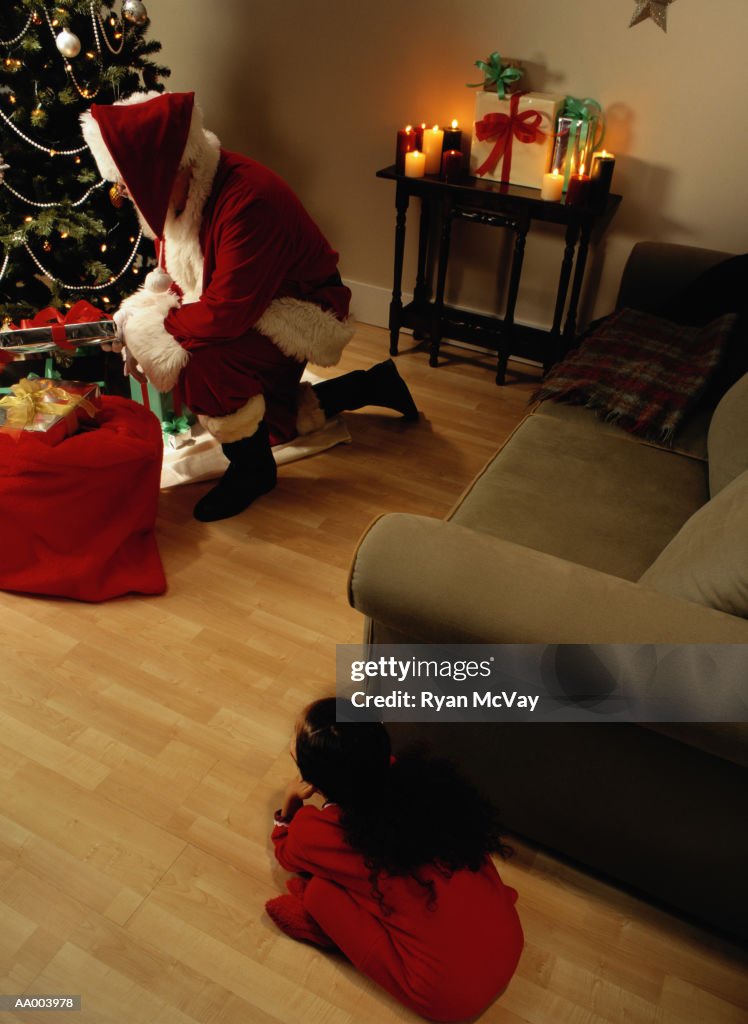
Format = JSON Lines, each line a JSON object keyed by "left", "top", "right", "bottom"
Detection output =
{"left": 313, "top": 359, "right": 419, "bottom": 421}
{"left": 193, "top": 422, "right": 277, "bottom": 522}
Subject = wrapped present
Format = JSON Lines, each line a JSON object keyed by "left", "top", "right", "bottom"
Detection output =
{"left": 0, "top": 377, "right": 100, "bottom": 447}
{"left": 550, "top": 97, "right": 605, "bottom": 192}
{"left": 469, "top": 89, "right": 563, "bottom": 189}
{"left": 467, "top": 51, "right": 525, "bottom": 99}
{"left": 129, "top": 378, "right": 195, "bottom": 445}
{"left": 162, "top": 414, "right": 194, "bottom": 451}
{"left": 0, "top": 301, "right": 116, "bottom": 357}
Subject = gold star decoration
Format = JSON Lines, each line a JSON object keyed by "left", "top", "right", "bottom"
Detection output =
{"left": 629, "top": 1, "right": 675, "bottom": 32}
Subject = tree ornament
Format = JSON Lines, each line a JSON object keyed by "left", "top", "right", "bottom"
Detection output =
{"left": 56, "top": 28, "right": 82, "bottom": 58}
{"left": 123, "top": 1, "right": 149, "bottom": 26}
{"left": 629, "top": 1, "right": 675, "bottom": 32}
{"left": 109, "top": 183, "right": 125, "bottom": 208}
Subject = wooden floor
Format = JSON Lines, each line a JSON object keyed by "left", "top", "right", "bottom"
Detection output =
{"left": 1, "top": 326, "right": 745, "bottom": 1024}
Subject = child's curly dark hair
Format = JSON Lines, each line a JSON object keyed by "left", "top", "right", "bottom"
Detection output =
{"left": 294, "top": 698, "right": 511, "bottom": 913}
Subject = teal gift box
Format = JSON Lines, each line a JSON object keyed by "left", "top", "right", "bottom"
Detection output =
{"left": 128, "top": 378, "right": 196, "bottom": 447}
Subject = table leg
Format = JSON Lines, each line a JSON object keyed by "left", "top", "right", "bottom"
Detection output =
{"left": 497, "top": 223, "right": 527, "bottom": 386}
{"left": 389, "top": 182, "right": 410, "bottom": 356}
{"left": 430, "top": 196, "right": 453, "bottom": 368}
{"left": 548, "top": 222, "right": 580, "bottom": 373}
{"left": 562, "top": 222, "right": 592, "bottom": 350}
{"left": 413, "top": 197, "right": 433, "bottom": 336}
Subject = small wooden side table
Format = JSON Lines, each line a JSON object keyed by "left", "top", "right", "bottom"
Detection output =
{"left": 376, "top": 165, "right": 621, "bottom": 384}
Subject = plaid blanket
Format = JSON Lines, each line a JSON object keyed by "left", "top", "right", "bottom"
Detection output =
{"left": 533, "top": 308, "right": 737, "bottom": 441}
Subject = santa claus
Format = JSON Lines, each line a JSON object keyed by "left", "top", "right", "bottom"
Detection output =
{"left": 80, "top": 91, "right": 417, "bottom": 521}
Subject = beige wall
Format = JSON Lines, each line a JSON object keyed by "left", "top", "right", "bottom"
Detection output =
{"left": 155, "top": 0, "right": 748, "bottom": 329}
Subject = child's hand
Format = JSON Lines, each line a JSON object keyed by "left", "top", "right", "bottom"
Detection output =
{"left": 281, "top": 776, "right": 316, "bottom": 820}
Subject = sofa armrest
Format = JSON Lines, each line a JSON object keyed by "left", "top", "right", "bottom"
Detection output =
{"left": 616, "top": 242, "right": 729, "bottom": 315}
{"left": 349, "top": 514, "right": 748, "bottom": 643}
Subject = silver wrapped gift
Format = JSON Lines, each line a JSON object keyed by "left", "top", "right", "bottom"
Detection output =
{"left": 550, "top": 113, "right": 602, "bottom": 177}
{"left": 0, "top": 319, "right": 117, "bottom": 356}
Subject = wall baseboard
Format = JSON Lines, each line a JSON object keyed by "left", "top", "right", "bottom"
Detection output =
{"left": 345, "top": 279, "right": 410, "bottom": 331}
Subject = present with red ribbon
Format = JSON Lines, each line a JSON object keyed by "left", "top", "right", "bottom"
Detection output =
{"left": 0, "top": 377, "right": 101, "bottom": 447}
{"left": 469, "top": 89, "right": 563, "bottom": 189}
{"left": 0, "top": 301, "right": 116, "bottom": 357}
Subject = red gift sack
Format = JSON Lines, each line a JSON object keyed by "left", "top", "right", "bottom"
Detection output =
{"left": 0, "top": 396, "right": 166, "bottom": 601}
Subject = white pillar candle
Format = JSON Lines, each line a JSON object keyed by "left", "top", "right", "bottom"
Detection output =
{"left": 422, "top": 125, "right": 444, "bottom": 174}
{"left": 404, "top": 150, "right": 426, "bottom": 178}
{"left": 540, "top": 168, "right": 564, "bottom": 202}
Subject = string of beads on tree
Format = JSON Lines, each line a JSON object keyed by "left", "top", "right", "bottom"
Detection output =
{"left": 0, "top": 1, "right": 169, "bottom": 322}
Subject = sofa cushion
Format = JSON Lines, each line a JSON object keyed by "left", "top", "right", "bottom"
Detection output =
{"left": 639, "top": 470, "right": 748, "bottom": 617}
{"left": 707, "top": 373, "right": 748, "bottom": 496}
{"left": 534, "top": 400, "right": 710, "bottom": 461}
{"left": 661, "top": 253, "right": 748, "bottom": 411}
{"left": 449, "top": 412, "right": 708, "bottom": 581}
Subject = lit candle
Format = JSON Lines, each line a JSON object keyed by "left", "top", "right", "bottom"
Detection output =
{"left": 565, "top": 162, "right": 591, "bottom": 206}
{"left": 442, "top": 118, "right": 462, "bottom": 154}
{"left": 540, "top": 167, "right": 564, "bottom": 202}
{"left": 404, "top": 150, "right": 426, "bottom": 178}
{"left": 589, "top": 150, "right": 616, "bottom": 209}
{"left": 414, "top": 122, "right": 427, "bottom": 149}
{"left": 441, "top": 149, "right": 462, "bottom": 183}
{"left": 422, "top": 124, "right": 445, "bottom": 174}
{"left": 395, "top": 125, "right": 415, "bottom": 174}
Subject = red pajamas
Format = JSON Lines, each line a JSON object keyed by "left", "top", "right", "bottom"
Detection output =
{"left": 271, "top": 805, "right": 523, "bottom": 1022}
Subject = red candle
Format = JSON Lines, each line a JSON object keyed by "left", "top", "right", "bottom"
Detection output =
{"left": 442, "top": 119, "right": 463, "bottom": 154}
{"left": 441, "top": 149, "right": 462, "bottom": 183}
{"left": 395, "top": 125, "right": 416, "bottom": 174}
{"left": 565, "top": 163, "right": 591, "bottom": 206}
{"left": 414, "top": 122, "right": 427, "bottom": 149}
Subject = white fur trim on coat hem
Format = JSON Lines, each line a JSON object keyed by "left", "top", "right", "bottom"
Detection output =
{"left": 198, "top": 395, "right": 266, "bottom": 444}
{"left": 126, "top": 291, "right": 189, "bottom": 393}
{"left": 256, "top": 298, "right": 354, "bottom": 368}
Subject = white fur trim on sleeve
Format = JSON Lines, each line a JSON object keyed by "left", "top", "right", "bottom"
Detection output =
{"left": 125, "top": 291, "right": 190, "bottom": 393}
{"left": 197, "top": 394, "right": 266, "bottom": 443}
{"left": 256, "top": 298, "right": 354, "bottom": 368}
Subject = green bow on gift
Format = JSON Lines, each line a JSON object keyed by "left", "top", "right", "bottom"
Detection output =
{"left": 162, "top": 415, "right": 191, "bottom": 436}
{"left": 558, "top": 96, "right": 606, "bottom": 190}
{"left": 467, "top": 52, "right": 524, "bottom": 100}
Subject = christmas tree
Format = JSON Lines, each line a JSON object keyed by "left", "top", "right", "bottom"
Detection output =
{"left": 0, "top": 1, "right": 169, "bottom": 324}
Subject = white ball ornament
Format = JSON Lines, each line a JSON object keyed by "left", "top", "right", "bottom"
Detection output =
{"left": 55, "top": 29, "right": 82, "bottom": 59}
{"left": 123, "top": 1, "right": 149, "bottom": 26}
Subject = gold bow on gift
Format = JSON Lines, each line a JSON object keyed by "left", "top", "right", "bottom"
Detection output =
{"left": 0, "top": 378, "right": 96, "bottom": 430}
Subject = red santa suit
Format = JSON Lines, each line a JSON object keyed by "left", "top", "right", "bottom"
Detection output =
{"left": 271, "top": 803, "right": 524, "bottom": 1022}
{"left": 80, "top": 91, "right": 353, "bottom": 445}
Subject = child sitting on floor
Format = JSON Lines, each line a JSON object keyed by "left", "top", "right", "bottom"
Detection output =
{"left": 266, "top": 698, "right": 524, "bottom": 1023}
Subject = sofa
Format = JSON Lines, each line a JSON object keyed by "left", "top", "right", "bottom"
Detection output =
{"left": 348, "top": 242, "right": 748, "bottom": 939}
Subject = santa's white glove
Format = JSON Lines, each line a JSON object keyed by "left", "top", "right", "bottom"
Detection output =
{"left": 102, "top": 307, "right": 129, "bottom": 353}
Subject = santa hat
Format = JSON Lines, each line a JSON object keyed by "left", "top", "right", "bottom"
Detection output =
{"left": 80, "top": 91, "right": 209, "bottom": 239}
